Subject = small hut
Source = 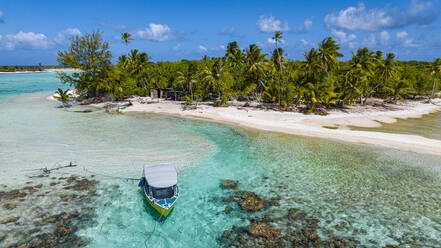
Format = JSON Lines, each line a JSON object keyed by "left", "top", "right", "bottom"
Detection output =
{"left": 150, "top": 88, "right": 190, "bottom": 101}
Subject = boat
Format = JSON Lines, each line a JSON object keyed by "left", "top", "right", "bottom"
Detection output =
{"left": 138, "top": 164, "right": 179, "bottom": 217}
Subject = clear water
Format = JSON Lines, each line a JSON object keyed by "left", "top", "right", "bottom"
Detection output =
{"left": 349, "top": 111, "right": 441, "bottom": 140}
{"left": 1, "top": 73, "right": 441, "bottom": 247}
{"left": 0, "top": 73, "right": 65, "bottom": 96}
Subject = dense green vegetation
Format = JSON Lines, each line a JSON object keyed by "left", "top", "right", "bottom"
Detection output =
{"left": 0, "top": 64, "right": 63, "bottom": 72}
{"left": 57, "top": 31, "right": 441, "bottom": 112}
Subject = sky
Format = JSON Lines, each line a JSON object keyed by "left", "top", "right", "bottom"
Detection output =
{"left": 0, "top": 0, "right": 441, "bottom": 65}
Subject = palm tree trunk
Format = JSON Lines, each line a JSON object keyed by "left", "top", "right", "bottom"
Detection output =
{"left": 364, "top": 78, "right": 384, "bottom": 105}
{"left": 429, "top": 77, "right": 436, "bottom": 103}
{"left": 189, "top": 81, "right": 193, "bottom": 101}
{"left": 275, "top": 40, "right": 282, "bottom": 107}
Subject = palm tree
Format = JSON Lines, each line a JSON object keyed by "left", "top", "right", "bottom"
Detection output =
{"left": 128, "top": 49, "right": 151, "bottom": 74}
{"left": 349, "top": 47, "right": 376, "bottom": 104}
{"left": 176, "top": 63, "right": 197, "bottom": 101}
{"left": 244, "top": 44, "right": 267, "bottom": 99}
{"left": 304, "top": 48, "right": 322, "bottom": 76}
{"left": 318, "top": 37, "right": 343, "bottom": 76}
{"left": 201, "top": 59, "right": 225, "bottom": 99}
{"left": 225, "top": 41, "right": 243, "bottom": 63}
{"left": 364, "top": 53, "right": 399, "bottom": 104}
{"left": 429, "top": 58, "right": 441, "bottom": 103}
{"left": 54, "top": 88, "right": 72, "bottom": 108}
{"left": 121, "top": 32, "right": 133, "bottom": 49}
{"left": 272, "top": 31, "right": 283, "bottom": 106}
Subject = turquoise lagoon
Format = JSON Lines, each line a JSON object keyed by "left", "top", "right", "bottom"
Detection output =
{"left": 350, "top": 111, "right": 441, "bottom": 141}
{"left": 0, "top": 73, "right": 441, "bottom": 247}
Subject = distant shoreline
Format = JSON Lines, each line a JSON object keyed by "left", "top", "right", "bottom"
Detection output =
{"left": 0, "top": 68, "right": 80, "bottom": 74}
{"left": 102, "top": 97, "right": 441, "bottom": 156}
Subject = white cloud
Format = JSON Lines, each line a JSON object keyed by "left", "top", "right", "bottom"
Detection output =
{"left": 325, "top": 1, "right": 438, "bottom": 32}
{"left": 402, "top": 39, "right": 419, "bottom": 47}
{"left": 0, "top": 10, "right": 4, "bottom": 23}
{"left": 331, "top": 29, "right": 356, "bottom": 43}
{"left": 198, "top": 45, "right": 207, "bottom": 52}
{"left": 298, "top": 19, "right": 312, "bottom": 33}
{"left": 218, "top": 27, "right": 238, "bottom": 37}
{"left": 380, "top": 31, "right": 390, "bottom": 44}
{"left": 54, "top": 28, "right": 81, "bottom": 45}
{"left": 396, "top": 31, "right": 408, "bottom": 39}
{"left": 300, "top": 39, "right": 309, "bottom": 46}
{"left": 256, "top": 15, "right": 290, "bottom": 33}
{"left": 137, "top": 23, "right": 177, "bottom": 42}
{"left": 64, "top": 28, "right": 81, "bottom": 36}
{"left": 267, "top": 37, "right": 286, "bottom": 45}
{"left": 172, "top": 44, "right": 182, "bottom": 52}
{"left": 395, "top": 31, "right": 418, "bottom": 47}
{"left": 363, "top": 34, "right": 377, "bottom": 47}
{"left": 0, "top": 31, "right": 51, "bottom": 50}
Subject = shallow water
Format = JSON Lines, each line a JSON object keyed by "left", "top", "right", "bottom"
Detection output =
{"left": 349, "top": 111, "right": 441, "bottom": 140}
{"left": 1, "top": 73, "right": 441, "bottom": 247}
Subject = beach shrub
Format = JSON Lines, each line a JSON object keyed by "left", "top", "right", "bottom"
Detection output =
{"left": 213, "top": 101, "right": 222, "bottom": 107}
{"left": 181, "top": 95, "right": 193, "bottom": 105}
{"left": 57, "top": 31, "right": 113, "bottom": 98}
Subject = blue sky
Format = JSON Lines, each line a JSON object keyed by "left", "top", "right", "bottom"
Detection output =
{"left": 0, "top": 0, "right": 441, "bottom": 65}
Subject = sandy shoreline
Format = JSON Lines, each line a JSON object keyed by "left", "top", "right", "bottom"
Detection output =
{"left": 107, "top": 98, "right": 441, "bottom": 156}
{"left": 0, "top": 68, "right": 80, "bottom": 74}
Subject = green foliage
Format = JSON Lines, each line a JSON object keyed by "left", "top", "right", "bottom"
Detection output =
{"left": 53, "top": 88, "right": 72, "bottom": 107}
{"left": 121, "top": 32, "right": 133, "bottom": 48}
{"left": 56, "top": 31, "right": 440, "bottom": 113}
{"left": 57, "top": 31, "right": 113, "bottom": 97}
{"left": 429, "top": 58, "right": 441, "bottom": 102}
{"left": 181, "top": 95, "right": 193, "bottom": 105}
{"left": 213, "top": 101, "right": 222, "bottom": 107}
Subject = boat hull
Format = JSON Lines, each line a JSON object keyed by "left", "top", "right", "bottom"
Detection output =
{"left": 146, "top": 195, "right": 174, "bottom": 217}
{"left": 143, "top": 189, "right": 175, "bottom": 217}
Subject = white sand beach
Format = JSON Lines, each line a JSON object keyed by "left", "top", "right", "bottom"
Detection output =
{"left": 115, "top": 98, "right": 441, "bottom": 156}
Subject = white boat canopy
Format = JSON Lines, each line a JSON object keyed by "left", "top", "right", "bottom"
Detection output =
{"left": 143, "top": 164, "right": 178, "bottom": 188}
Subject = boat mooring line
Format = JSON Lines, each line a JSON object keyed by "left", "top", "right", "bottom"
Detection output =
{"left": 144, "top": 213, "right": 164, "bottom": 248}
{"left": 82, "top": 167, "right": 140, "bottom": 181}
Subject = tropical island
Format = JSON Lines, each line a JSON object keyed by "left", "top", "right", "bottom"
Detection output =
{"left": 2, "top": 1, "right": 441, "bottom": 247}
{"left": 55, "top": 31, "right": 441, "bottom": 155}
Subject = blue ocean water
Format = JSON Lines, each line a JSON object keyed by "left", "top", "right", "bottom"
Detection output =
{"left": 0, "top": 73, "right": 441, "bottom": 247}
{"left": 0, "top": 72, "right": 65, "bottom": 96}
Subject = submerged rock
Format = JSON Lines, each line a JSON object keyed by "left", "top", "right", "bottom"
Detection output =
{"left": 287, "top": 208, "right": 299, "bottom": 221}
{"left": 221, "top": 180, "right": 239, "bottom": 189}
{"left": 235, "top": 191, "right": 265, "bottom": 211}
{"left": 64, "top": 178, "right": 98, "bottom": 191}
{"left": 0, "top": 189, "right": 27, "bottom": 200}
{"left": 224, "top": 207, "right": 233, "bottom": 214}
{"left": 3, "top": 203, "right": 16, "bottom": 210}
{"left": 22, "top": 186, "right": 39, "bottom": 194}
{"left": 0, "top": 174, "right": 99, "bottom": 248}
{"left": 247, "top": 222, "right": 281, "bottom": 240}
{"left": 1, "top": 216, "right": 19, "bottom": 224}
